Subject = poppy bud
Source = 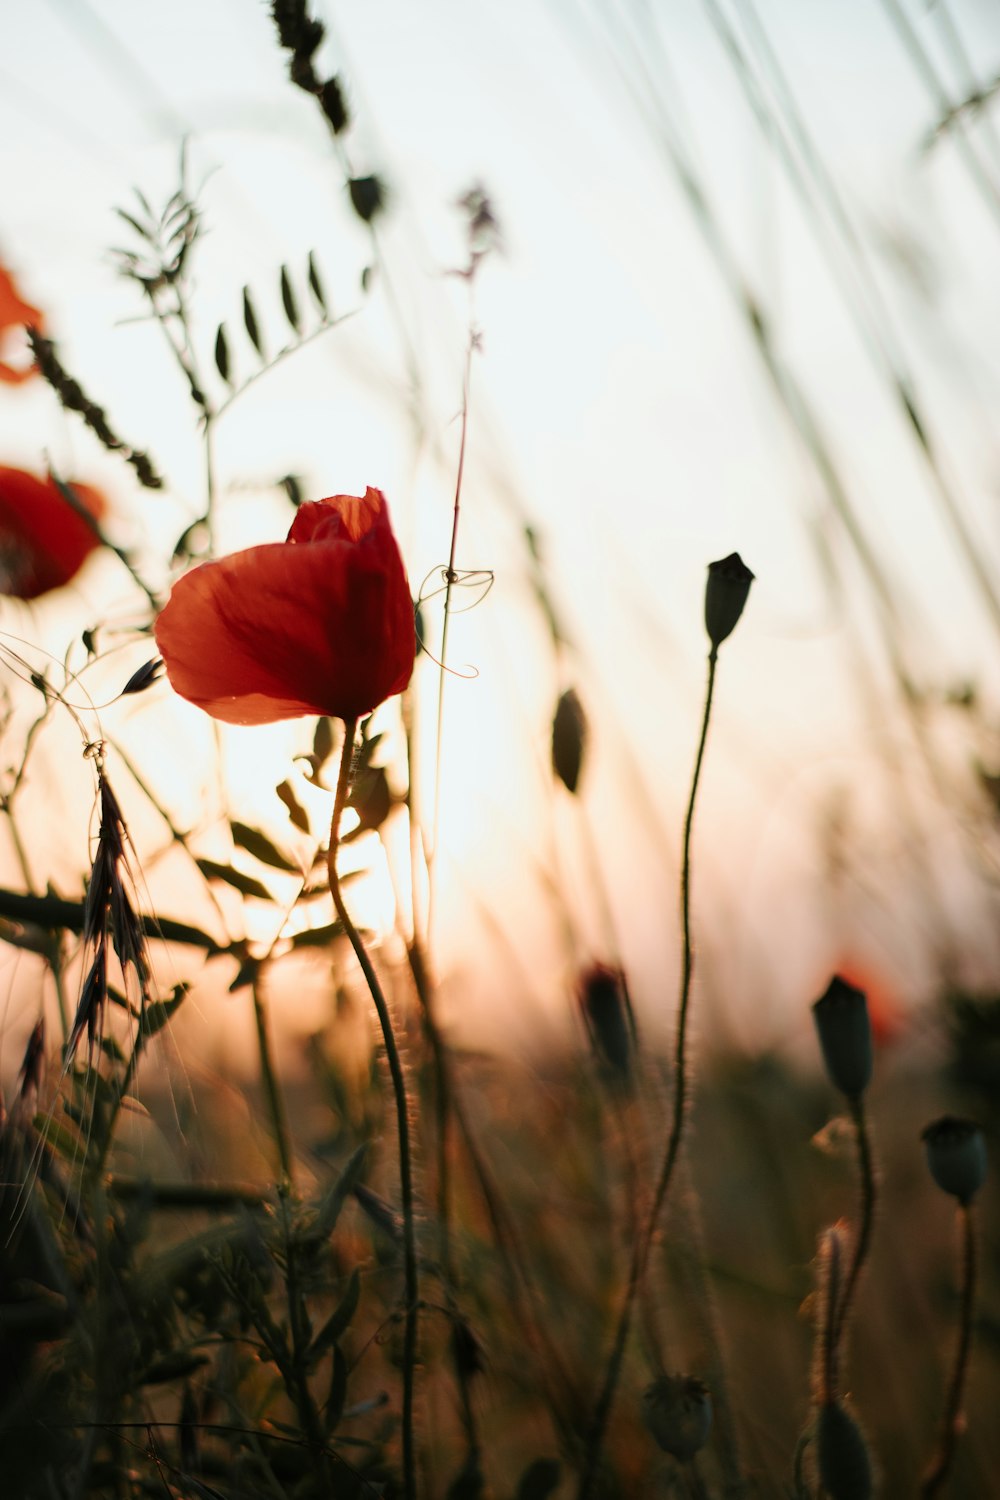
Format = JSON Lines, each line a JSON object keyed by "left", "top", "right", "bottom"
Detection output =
{"left": 812, "top": 976, "right": 873, "bottom": 1101}
{"left": 704, "top": 552, "right": 754, "bottom": 649}
{"left": 349, "top": 175, "right": 386, "bottom": 224}
{"left": 642, "top": 1375, "right": 712, "bottom": 1460}
{"left": 816, "top": 1401, "right": 873, "bottom": 1500}
{"left": 921, "top": 1116, "right": 987, "bottom": 1205}
{"left": 552, "top": 687, "right": 587, "bottom": 794}
{"left": 579, "top": 963, "right": 632, "bottom": 1079}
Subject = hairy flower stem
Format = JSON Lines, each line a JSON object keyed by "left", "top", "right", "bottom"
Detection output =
{"left": 251, "top": 973, "right": 294, "bottom": 1184}
{"left": 329, "top": 718, "right": 418, "bottom": 1500}
{"left": 577, "top": 648, "right": 718, "bottom": 1500}
{"left": 922, "top": 1203, "right": 978, "bottom": 1497}
{"left": 428, "top": 327, "right": 476, "bottom": 940}
{"left": 830, "top": 1098, "right": 876, "bottom": 1387}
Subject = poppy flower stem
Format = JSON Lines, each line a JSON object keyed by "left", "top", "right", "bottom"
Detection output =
{"left": 830, "top": 1098, "right": 876, "bottom": 1387}
{"left": 329, "top": 717, "right": 418, "bottom": 1500}
{"left": 577, "top": 646, "right": 719, "bottom": 1500}
{"left": 922, "top": 1202, "right": 978, "bottom": 1497}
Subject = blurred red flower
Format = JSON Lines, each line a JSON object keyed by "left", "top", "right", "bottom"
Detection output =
{"left": 155, "top": 487, "right": 415, "bottom": 725}
{"left": 0, "top": 264, "right": 43, "bottom": 385}
{"left": 0, "top": 467, "right": 105, "bottom": 599}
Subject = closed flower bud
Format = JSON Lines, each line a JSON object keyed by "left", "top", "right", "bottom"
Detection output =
{"left": 704, "top": 552, "right": 754, "bottom": 649}
{"left": 816, "top": 1401, "right": 873, "bottom": 1500}
{"left": 552, "top": 687, "right": 587, "bottom": 794}
{"left": 579, "top": 963, "right": 633, "bottom": 1079}
{"left": 642, "top": 1375, "right": 712, "bottom": 1461}
{"left": 922, "top": 1116, "right": 987, "bottom": 1205}
{"left": 812, "top": 976, "right": 873, "bottom": 1101}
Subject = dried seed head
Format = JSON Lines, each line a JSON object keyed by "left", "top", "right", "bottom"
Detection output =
{"left": 813, "top": 975, "right": 873, "bottom": 1101}
{"left": 704, "top": 551, "right": 754, "bottom": 649}
{"left": 816, "top": 1401, "right": 873, "bottom": 1500}
{"left": 642, "top": 1375, "right": 713, "bottom": 1460}
{"left": 922, "top": 1116, "right": 987, "bottom": 1205}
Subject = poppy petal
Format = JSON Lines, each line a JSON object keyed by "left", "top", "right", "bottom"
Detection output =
{"left": 155, "top": 488, "right": 415, "bottom": 725}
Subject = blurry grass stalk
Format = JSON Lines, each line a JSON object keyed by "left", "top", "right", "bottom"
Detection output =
{"left": 251, "top": 969, "right": 294, "bottom": 1184}
{"left": 328, "top": 716, "right": 418, "bottom": 1500}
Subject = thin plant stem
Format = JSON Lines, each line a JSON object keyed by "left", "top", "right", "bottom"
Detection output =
{"left": 251, "top": 970, "right": 294, "bottom": 1185}
{"left": 922, "top": 1202, "right": 978, "bottom": 1498}
{"left": 577, "top": 646, "right": 719, "bottom": 1500}
{"left": 328, "top": 717, "right": 418, "bottom": 1500}
{"left": 830, "top": 1097, "right": 876, "bottom": 1387}
{"left": 428, "top": 327, "right": 476, "bottom": 943}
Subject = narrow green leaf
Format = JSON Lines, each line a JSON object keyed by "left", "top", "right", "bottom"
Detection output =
{"left": 196, "top": 859, "right": 273, "bottom": 902}
{"left": 290, "top": 922, "right": 345, "bottom": 950}
{"left": 325, "top": 1344, "right": 348, "bottom": 1431}
{"left": 277, "top": 779, "right": 310, "bottom": 832}
{"left": 139, "top": 984, "right": 190, "bottom": 1042}
{"left": 230, "top": 822, "right": 299, "bottom": 872}
{"left": 115, "top": 207, "right": 151, "bottom": 240}
{"left": 316, "top": 1143, "right": 368, "bottom": 1238}
{"left": 307, "top": 252, "right": 328, "bottom": 315}
{"left": 214, "top": 324, "right": 231, "bottom": 384}
{"left": 279, "top": 265, "right": 301, "bottom": 332}
{"left": 242, "top": 286, "right": 264, "bottom": 357}
{"left": 310, "top": 1268, "right": 361, "bottom": 1365}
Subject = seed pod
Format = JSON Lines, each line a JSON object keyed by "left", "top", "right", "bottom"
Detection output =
{"left": 579, "top": 963, "right": 632, "bottom": 1079}
{"left": 642, "top": 1375, "right": 712, "bottom": 1461}
{"left": 349, "top": 175, "right": 386, "bottom": 224}
{"left": 922, "top": 1116, "right": 987, "bottom": 1205}
{"left": 812, "top": 975, "right": 873, "bottom": 1101}
{"left": 816, "top": 1401, "right": 873, "bottom": 1500}
{"left": 704, "top": 551, "right": 754, "bottom": 649}
{"left": 552, "top": 687, "right": 587, "bottom": 794}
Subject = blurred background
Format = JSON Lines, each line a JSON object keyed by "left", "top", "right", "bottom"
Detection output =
{"left": 1, "top": 0, "right": 1000, "bottom": 1077}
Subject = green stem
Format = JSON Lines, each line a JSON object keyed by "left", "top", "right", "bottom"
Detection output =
{"left": 576, "top": 648, "right": 718, "bottom": 1500}
{"left": 830, "top": 1098, "right": 876, "bottom": 1389}
{"left": 328, "top": 718, "right": 418, "bottom": 1500}
{"left": 922, "top": 1203, "right": 978, "bottom": 1497}
{"left": 251, "top": 971, "right": 294, "bottom": 1184}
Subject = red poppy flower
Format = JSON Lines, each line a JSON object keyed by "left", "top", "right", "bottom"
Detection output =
{"left": 154, "top": 488, "right": 415, "bottom": 725}
{"left": 0, "top": 263, "right": 43, "bottom": 385}
{"left": 0, "top": 467, "right": 105, "bottom": 599}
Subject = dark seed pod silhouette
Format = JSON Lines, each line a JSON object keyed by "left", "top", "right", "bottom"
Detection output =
{"left": 349, "top": 175, "right": 386, "bottom": 224}
{"left": 816, "top": 1401, "right": 873, "bottom": 1500}
{"left": 922, "top": 1116, "right": 987, "bottom": 1204}
{"left": 812, "top": 975, "right": 873, "bottom": 1101}
{"left": 552, "top": 687, "right": 587, "bottom": 794}
{"left": 642, "top": 1374, "right": 713, "bottom": 1460}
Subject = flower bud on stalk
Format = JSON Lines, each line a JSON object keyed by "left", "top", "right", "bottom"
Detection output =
{"left": 813, "top": 976, "right": 873, "bottom": 1101}
{"left": 705, "top": 551, "right": 754, "bottom": 649}
{"left": 922, "top": 1117, "right": 987, "bottom": 1205}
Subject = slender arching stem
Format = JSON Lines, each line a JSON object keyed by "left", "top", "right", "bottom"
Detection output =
{"left": 328, "top": 718, "right": 418, "bottom": 1500}
{"left": 922, "top": 1202, "right": 978, "bottom": 1497}
{"left": 577, "top": 647, "right": 719, "bottom": 1500}
{"left": 829, "top": 1097, "right": 876, "bottom": 1390}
